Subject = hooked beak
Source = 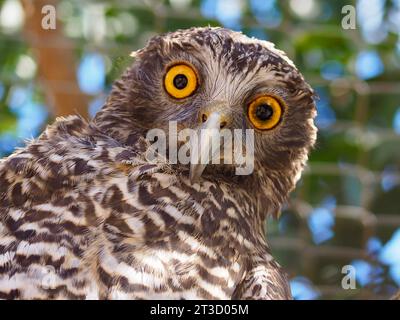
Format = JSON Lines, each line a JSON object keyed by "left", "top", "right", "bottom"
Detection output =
{"left": 189, "top": 112, "right": 225, "bottom": 184}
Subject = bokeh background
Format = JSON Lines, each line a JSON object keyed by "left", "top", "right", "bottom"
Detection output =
{"left": 0, "top": 0, "right": 399, "bottom": 299}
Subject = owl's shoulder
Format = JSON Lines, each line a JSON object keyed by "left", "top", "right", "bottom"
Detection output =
{"left": 1, "top": 115, "right": 141, "bottom": 189}
{"left": 0, "top": 115, "right": 158, "bottom": 224}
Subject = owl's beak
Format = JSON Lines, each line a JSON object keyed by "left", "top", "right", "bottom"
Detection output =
{"left": 189, "top": 112, "right": 224, "bottom": 184}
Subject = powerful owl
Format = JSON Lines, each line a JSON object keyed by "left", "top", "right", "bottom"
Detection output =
{"left": 0, "top": 27, "right": 316, "bottom": 299}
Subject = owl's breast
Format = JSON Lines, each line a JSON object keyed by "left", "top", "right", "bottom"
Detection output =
{"left": 85, "top": 165, "right": 258, "bottom": 299}
{"left": 96, "top": 233, "right": 246, "bottom": 300}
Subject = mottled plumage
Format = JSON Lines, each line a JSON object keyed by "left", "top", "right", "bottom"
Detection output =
{"left": 0, "top": 27, "right": 316, "bottom": 299}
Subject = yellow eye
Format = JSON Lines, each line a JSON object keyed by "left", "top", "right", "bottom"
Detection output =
{"left": 248, "top": 95, "right": 283, "bottom": 130}
{"left": 164, "top": 63, "right": 198, "bottom": 99}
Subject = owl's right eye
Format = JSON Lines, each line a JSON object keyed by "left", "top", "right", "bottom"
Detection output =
{"left": 164, "top": 63, "right": 198, "bottom": 99}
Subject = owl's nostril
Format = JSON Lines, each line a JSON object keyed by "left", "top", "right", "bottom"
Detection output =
{"left": 201, "top": 114, "right": 208, "bottom": 122}
{"left": 220, "top": 121, "right": 227, "bottom": 129}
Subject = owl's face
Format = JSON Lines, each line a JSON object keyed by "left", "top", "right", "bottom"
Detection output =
{"left": 97, "top": 27, "right": 317, "bottom": 212}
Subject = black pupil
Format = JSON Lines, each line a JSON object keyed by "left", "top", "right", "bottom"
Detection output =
{"left": 255, "top": 104, "right": 273, "bottom": 121}
{"left": 173, "top": 74, "right": 188, "bottom": 90}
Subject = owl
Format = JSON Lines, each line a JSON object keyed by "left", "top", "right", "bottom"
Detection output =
{"left": 0, "top": 27, "right": 317, "bottom": 300}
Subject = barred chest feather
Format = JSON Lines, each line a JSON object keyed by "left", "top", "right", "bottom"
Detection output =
{"left": 0, "top": 117, "right": 280, "bottom": 300}
{"left": 88, "top": 169, "right": 261, "bottom": 300}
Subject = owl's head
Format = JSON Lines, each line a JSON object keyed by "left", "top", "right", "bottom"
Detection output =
{"left": 95, "top": 27, "right": 317, "bottom": 215}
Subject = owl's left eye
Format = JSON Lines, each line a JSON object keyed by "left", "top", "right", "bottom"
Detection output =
{"left": 164, "top": 63, "right": 198, "bottom": 99}
{"left": 247, "top": 95, "right": 283, "bottom": 130}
